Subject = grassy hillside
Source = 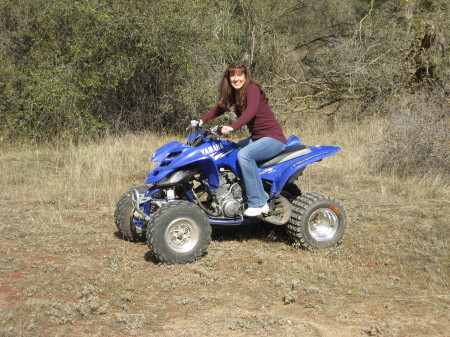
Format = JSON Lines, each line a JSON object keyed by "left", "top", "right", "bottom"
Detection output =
{"left": 0, "top": 119, "right": 448, "bottom": 336}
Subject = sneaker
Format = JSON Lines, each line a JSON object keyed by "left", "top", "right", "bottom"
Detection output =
{"left": 243, "top": 204, "right": 270, "bottom": 217}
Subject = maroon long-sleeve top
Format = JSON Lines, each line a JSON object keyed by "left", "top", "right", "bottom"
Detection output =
{"left": 200, "top": 83, "right": 286, "bottom": 144}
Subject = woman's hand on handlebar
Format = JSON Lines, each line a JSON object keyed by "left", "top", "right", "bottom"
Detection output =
{"left": 190, "top": 119, "right": 203, "bottom": 129}
{"left": 221, "top": 126, "right": 233, "bottom": 135}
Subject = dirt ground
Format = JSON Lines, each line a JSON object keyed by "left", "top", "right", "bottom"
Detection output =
{"left": 1, "top": 145, "right": 449, "bottom": 337}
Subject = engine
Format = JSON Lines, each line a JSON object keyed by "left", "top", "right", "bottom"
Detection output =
{"left": 214, "top": 169, "right": 244, "bottom": 218}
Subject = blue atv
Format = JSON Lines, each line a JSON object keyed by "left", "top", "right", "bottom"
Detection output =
{"left": 115, "top": 125, "right": 347, "bottom": 264}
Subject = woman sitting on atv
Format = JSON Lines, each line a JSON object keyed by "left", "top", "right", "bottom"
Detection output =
{"left": 195, "top": 61, "right": 287, "bottom": 217}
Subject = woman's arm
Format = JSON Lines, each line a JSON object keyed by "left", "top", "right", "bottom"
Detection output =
{"left": 199, "top": 105, "right": 225, "bottom": 125}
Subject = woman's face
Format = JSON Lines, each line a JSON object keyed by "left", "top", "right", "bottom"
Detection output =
{"left": 229, "top": 69, "right": 246, "bottom": 90}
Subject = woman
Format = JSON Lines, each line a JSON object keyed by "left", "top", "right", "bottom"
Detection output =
{"left": 196, "top": 61, "right": 287, "bottom": 217}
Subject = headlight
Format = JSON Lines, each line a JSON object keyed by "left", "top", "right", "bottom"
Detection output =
{"left": 155, "top": 168, "right": 199, "bottom": 187}
{"left": 168, "top": 170, "right": 190, "bottom": 184}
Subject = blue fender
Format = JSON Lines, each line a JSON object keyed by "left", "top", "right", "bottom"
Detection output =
{"left": 146, "top": 143, "right": 222, "bottom": 189}
{"left": 286, "top": 135, "right": 301, "bottom": 146}
{"left": 267, "top": 145, "right": 341, "bottom": 197}
{"left": 151, "top": 141, "right": 184, "bottom": 163}
{"left": 193, "top": 157, "right": 221, "bottom": 189}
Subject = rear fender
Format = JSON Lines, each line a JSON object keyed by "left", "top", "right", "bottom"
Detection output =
{"left": 268, "top": 145, "right": 340, "bottom": 197}
{"left": 286, "top": 135, "right": 301, "bottom": 146}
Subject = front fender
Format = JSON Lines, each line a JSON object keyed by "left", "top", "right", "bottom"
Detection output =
{"left": 146, "top": 154, "right": 221, "bottom": 189}
{"left": 196, "top": 158, "right": 220, "bottom": 189}
{"left": 151, "top": 141, "right": 183, "bottom": 162}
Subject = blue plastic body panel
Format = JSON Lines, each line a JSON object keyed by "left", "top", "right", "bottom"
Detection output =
{"left": 145, "top": 132, "right": 340, "bottom": 199}
{"left": 132, "top": 128, "right": 344, "bottom": 226}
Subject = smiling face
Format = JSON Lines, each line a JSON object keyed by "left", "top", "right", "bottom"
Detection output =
{"left": 228, "top": 69, "right": 246, "bottom": 90}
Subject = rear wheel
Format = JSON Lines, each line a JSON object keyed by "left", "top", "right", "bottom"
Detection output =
{"left": 287, "top": 192, "right": 346, "bottom": 249}
{"left": 147, "top": 201, "right": 211, "bottom": 264}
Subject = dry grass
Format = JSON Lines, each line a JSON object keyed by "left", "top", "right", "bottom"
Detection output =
{"left": 367, "top": 91, "right": 450, "bottom": 180}
{"left": 0, "top": 118, "right": 448, "bottom": 336}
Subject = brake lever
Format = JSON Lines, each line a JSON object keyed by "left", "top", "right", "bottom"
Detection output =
{"left": 209, "top": 125, "right": 223, "bottom": 138}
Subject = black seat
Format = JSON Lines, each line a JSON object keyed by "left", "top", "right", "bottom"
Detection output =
{"left": 258, "top": 145, "right": 311, "bottom": 168}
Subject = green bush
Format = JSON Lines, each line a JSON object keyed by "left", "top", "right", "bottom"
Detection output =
{"left": 0, "top": 0, "right": 230, "bottom": 141}
{"left": 0, "top": 0, "right": 448, "bottom": 143}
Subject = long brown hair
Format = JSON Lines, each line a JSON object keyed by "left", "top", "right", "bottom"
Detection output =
{"left": 217, "top": 61, "right": 268, "bottom": 112}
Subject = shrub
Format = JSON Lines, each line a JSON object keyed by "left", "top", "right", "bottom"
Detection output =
{"left": 1, "top": 0, "right": 448, "bottom": 142}
{"left": 0, "top": 0, "right": 223, "bottom": 141}
{"left": 368, "top": 88, "right": 449, "bottom": 180}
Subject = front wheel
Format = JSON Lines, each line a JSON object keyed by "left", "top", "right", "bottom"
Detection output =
{"left": 114, "top": 185, "right": 149, "bottom": 242}
{"left": 287, "top": 192, "right": 346, "bottom": 249}
{"left": 146, "top": 201, "right": 211, "bottom": 264}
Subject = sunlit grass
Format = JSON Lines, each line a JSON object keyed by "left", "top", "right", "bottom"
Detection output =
{"left": 0, "top": 117, "right": 448, "bottom": 336}
{"left": 1, "top": 117, "right": 447, "bottom": 207}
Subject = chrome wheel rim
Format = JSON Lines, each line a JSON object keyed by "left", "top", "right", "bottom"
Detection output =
{"left": 165, "top": 218, "right": 199, "bottom": 253}
{"left": 308, "top": 208, "right": 339, "bottom": 241}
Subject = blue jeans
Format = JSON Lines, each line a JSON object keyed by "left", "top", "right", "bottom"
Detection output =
{"left": 237, "top": 137, "right": 286, "bottom": 208}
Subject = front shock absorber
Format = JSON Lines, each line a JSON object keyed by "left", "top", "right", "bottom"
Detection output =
{"left": 166, "top": 187, "right": 175, "bottom": 201}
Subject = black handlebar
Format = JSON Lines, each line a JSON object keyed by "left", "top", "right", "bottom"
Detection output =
{"left": 212, "top": 125, "right": 223, "bottom": 136}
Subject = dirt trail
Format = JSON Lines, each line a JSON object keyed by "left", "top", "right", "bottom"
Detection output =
{"left": 1, "top": 186, "right": 448, "bottom": 336}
